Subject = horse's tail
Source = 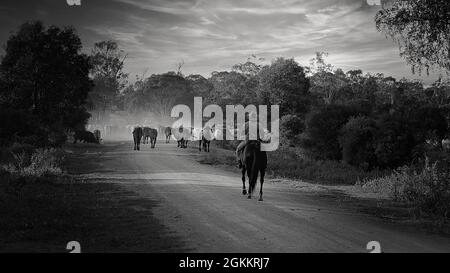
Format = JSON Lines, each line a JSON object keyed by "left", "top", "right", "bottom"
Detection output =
{"left": 248, "top": 148, "right": 259, "bottom": 194}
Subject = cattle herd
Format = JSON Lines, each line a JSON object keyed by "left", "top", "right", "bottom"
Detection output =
{"left": 129, "top": 125, "right": 216, "bottom": 152}
{"left": 73, "top": 123, "right": 223, "bottom": 152}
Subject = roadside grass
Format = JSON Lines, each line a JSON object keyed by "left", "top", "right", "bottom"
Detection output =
{"left": 196, "top": 141, "right": 389, "bottom": 185}
{"left": 360, "top": 160, "right": 450, "bottom": 224}
{"left": 0, "top": 143, "right": 185, "bottom": 252}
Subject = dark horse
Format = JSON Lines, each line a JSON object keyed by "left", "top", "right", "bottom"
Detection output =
{"left": 142, "top": 127, "right": 158, "bottom": 148}
{"left": 240, "top": 141, "right": 267, "bottom": 201}
{"left": 198, "top": 126, "right": 213, "bottom": 152}
{"left": 164, "top": 126, "right": 172, "bottom": 143}
{"left": 132, "top": 127, "right": 143, "bottom": 151}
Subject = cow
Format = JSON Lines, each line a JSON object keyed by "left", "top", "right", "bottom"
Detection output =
{"left": 143, "top": 127, "right": 158, "bottom": 148}
{"left": 164, "top": 126, "right": 172, "bottom": 143}
{"left": 172, "top": 126, "right": 192, "bottom": 148}
{"left": 199, "top": 126, "right": 214, "bottom": 152}
{"left": 93, "top": 129, "right": 101, "bottom": 143}
{"left": 73, "top": 130, "right": 99, "bottom": 144}
{"left": 132, "top": 126, "right": 143, "bottom": 151}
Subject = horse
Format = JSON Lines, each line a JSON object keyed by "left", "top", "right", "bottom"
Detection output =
{"left": 199, "top": 126, "right": 214, "bottom": 152}
{"left": 164, "top": 126, "right": 172, "bottom": 143}
{"left": 240, "top": 141, "right": 267, "bottom": 201}
{"left": 132, "top": 127, "right": 143, "bottom": 151}
{"left": 142, "top": 127, "right": 158, "bottom": 148}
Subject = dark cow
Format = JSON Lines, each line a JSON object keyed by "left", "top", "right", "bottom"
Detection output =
{"left": 133, "top": 127, "right": 143, "bottom": 151}
{"left": 164, "top": 126, "right": 172, "bottom": 143}
{"left": 143, "top": 127, "right": 158, "bottom": 148}
{"left": 73, "top": 130, "right": 99, "bottom": 144}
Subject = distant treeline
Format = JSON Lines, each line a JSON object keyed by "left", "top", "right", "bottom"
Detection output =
{"left": 1, "top": 21, "right": 449, "bottom": 171}
{"left": 116, "top": 52, "right": 450, "bottom": 170}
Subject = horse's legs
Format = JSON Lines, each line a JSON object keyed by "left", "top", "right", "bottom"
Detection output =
{"left": 199, "top": 140, "right": 202, "bottom": 151}
{"left": 259, "top": 168, "right": 265, "bottom": 201}
{"left": 247, "top": 163, "right": 253, "bottom": 199}
{"left": 241, "top": 167, "right": 247, "bottom": 195}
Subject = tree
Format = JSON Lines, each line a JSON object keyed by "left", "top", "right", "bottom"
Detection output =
{"left": 208, "top": 71, "right": 257, "bottom": 107}
{"left": 300, "top": 104, "right": 365, "bottom": 160}
{"left": 232, "top": 55, "right": 264, "bottom": 77}
{"left": 88, "top": 40, "right": 128, "bottom": 119}
{"left": 186, "top": 74, "right": 213, "bottom": 101}
{"left": 258, "top": 58, "right": 310, "bottom": 116}
{"left": 128, "top": 72, "right": 193, "bottom": 122}
{"left": 280, "top": 114, "right": 304, "bottom": 147}
{"left": 0, "top": 21, "right": 93, "bottom": 144}
{"left": 339, "top": 116, "right": 377, "bottom": 169}
{"left": 375, "top": 0, "right": 450, "bottom": 74}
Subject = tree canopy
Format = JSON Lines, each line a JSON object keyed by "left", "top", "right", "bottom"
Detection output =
{"left": 0, "top": 21, "right": 93, "bottom": 144}
{"left": 375, "top": 0, "right": 450, "bottom": 74}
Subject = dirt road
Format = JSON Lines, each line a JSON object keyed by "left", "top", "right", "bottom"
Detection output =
{"left": 66, "top": 141, "right": 450, "bottom": 253}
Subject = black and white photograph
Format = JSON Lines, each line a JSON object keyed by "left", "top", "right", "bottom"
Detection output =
{"left": 0, "top": 0, "right": 450, "bottom": 261}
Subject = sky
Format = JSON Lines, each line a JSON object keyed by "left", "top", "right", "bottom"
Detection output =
{"left": 0, "top": 0, "right": 443, "bottom": 84}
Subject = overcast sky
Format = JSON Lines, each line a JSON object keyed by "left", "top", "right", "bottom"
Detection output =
{"left": 0, "top": 0, "right": 443, "bottom": 84}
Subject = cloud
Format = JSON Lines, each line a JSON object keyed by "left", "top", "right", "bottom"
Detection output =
{"left": 0, "top": 0, "right": 442, "bottom": 84}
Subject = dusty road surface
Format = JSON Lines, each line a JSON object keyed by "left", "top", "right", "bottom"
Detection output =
{"left": 65, "top": 141, "right": 450, "bottom": 253}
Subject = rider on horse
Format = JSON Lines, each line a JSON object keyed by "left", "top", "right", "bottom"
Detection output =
{"left": 236, "top": 111, "right": 260, "bottom": 169}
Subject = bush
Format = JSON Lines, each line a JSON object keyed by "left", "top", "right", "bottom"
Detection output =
{"left": 339, "top": 116, "right": 377, "bottom": 169}
{"left": 373, "top": 114, "right": 416, "bottom": 168}
{"left": 1, "top": 148, "right": 63, "bottom": 177}
{"left": 0, "top": 108, "right": 48, "bottom": 147}
{"left": 267, "top": 147, "right": 388, "bottom": 185}
{"left": 362, "top": 160, "right": 450, "bottom": 219}
{"left": 300, "top": 104, "right": 365, "bottom": 160}
{"left": 280, "top": 114, "right": 304, "bottom": 147}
